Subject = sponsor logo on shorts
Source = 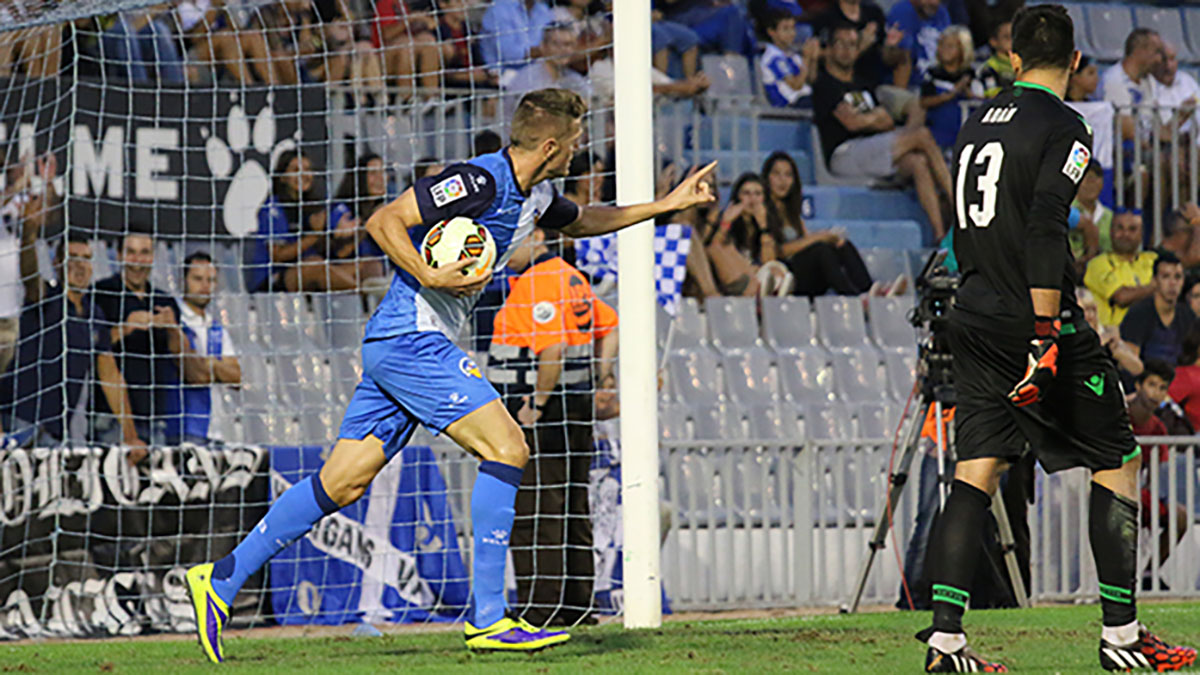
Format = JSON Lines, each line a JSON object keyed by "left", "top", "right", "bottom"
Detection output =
{"left": 459, "top": 357, "right": 482, "bottom": 379}
{"left": 430, "top": 175, "right": 467, "bottom": 207}
{"left": 1084, "top": 372, "right": 1105, "bottom": 396}
{"left": 1062, "top": 141, "right": 1091, "bottom": 184}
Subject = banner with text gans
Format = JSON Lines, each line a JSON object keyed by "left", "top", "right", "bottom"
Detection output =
{"left": 268, "top": 445, "right": 469, "bottom": 625}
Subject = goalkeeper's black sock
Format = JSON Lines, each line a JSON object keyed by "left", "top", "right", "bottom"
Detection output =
{"left": 928, "top": 479, "right": 991, "bottom": 635}
{"left": 1090, "top": 482, "right": 1139, "bottom": 628}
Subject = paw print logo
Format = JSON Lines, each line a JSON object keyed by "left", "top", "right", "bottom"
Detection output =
{"left": 201, "top": 93, "right": 297, "bottom": 237}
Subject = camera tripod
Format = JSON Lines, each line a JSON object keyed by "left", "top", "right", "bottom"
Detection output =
{"left": 843, "top": 383, "right": 1030, "bottom": 614}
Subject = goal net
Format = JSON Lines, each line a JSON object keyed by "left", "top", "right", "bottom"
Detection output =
{"left": 0, "top": 0, "right": 623, "bottom": 638}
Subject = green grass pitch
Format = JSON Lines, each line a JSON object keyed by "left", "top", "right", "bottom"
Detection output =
{"left": 4, "top": 602, "right": 1199, "bottom": 673}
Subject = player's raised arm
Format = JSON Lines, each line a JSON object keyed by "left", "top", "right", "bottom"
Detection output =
{"left": 559, "top": 161, "right": 718, "bottom": 238}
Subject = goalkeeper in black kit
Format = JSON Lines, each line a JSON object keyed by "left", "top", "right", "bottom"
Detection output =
{"left": 918, "top": 5, "right": 1196, "bottom": 673}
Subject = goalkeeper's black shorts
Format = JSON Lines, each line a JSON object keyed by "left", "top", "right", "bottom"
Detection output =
{"left": 947, "top": 317, "right": 1138, "bottom": 474}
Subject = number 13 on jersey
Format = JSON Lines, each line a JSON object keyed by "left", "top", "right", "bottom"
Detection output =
{"left": 956, "top": 141, "right": 1005, "bottom": 229}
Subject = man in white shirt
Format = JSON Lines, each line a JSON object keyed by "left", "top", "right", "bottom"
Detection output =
{"left": 178, "top": 251, "right": 241, "bottom": 443}
{"left": 0, "top": 155, "right": 53, "bottom": 383}
{"left": 503, "top": 24, "right": 591, "bottom": 118}
{"left": 1153, "top": 41, "right": 1199, "bottom": 142}
{"left": 1101, "top": 27, "right": 1164, "bottom": 143}
{"left": 0, "top": 198, "right": 22, "bottom": 380}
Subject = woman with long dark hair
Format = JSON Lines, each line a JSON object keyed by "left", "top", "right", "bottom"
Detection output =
{"left": 332, "top": 152, "right": 392, "bottom": 283}
{"left": 248, "top": 149, "right": 359, "bottom": 292}
{"left": 760, "top": 151, "right": 876, "bottom": 297}
{"left": 706, "top": 172, "right": 792, "bottom": 296}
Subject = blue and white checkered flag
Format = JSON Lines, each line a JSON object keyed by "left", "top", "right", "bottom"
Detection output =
{"left": 575, "top": 224, "right": 692, "bottom": 315}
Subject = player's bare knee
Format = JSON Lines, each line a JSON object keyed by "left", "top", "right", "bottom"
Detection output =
{"left": 483, "top": 434, "right": 529, "bottom": 468}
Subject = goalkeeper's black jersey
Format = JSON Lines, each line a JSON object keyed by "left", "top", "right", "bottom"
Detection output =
{"left": 951, "top": 81, "right": 1094, "bottom": 337}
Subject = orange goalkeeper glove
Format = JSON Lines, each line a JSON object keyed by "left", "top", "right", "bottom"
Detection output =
{"left": 1008, "top": 316, "right": 1060, "bottom": 407}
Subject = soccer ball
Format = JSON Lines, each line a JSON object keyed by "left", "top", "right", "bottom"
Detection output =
{"left": 420, "top": 217, "right": 496, "bottom": 279}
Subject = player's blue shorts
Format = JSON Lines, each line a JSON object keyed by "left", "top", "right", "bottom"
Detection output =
{"left": 337, "top": 331, "right": 498, "bottom": 459}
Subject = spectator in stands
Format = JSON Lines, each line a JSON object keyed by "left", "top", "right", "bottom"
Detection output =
{"left": 813, "top": 23, "right": 954, "bottom": 239}
{"left": 1158, "top": 204, "right": 1200, "bottom": 270}
{"left": 1070, "top": 159, "right": 1112, "bottom": 264}
{"left": 887, "top": 0, "right": 951, "bottom": 87}
{"left": 332, "top": 152, "right": 391, "bottom": 283}
{"left": 1066, "top": 54, "right": 1099, "bottom": 103}
{"left": 0, "top": 17, "right": 61, "bottom": 80}
{"left": 249, "top": 150, "right": 359, "bottom": 293}
{"left": 1102, "top": 28, "right": 1164, "bottom": 145}
{"left": 89, "top": 226, "right": 188, "bottom": 446}
{"left": 178, "top": 252, "right": 241, "bottom": 444}
{"left": 760, "top": 152, "right": 878, "bottom": 296}
{"left": 1080, "top": 287, "right": 1143, "bottom": 378}
{"left": 654, "top": 0, "right": 756, "bottom": 63}
{"left": 480, "top": 0, "right": 556, "bottom": 75}
{"left": 651, "top": 14, "right": 702, "bottom": 80}
{"left": 1168, "top": 329, "right": 1200, "bottom": 430}
{"left": 1127, "top": 359, "right": 1191, "bottom": 561}
{"left": 0, "top": 153, "right": 53, "bottom": 381}
{"left": 194, "top": 6, "right": 276, "bottom": 86}
{"left": 706, "top": 173, "right": 793, "bottom": 296}
{"left": 1, "top": 194, "right": 145, "bottom": 453}
{"left": 1153, "top": 41, "right": 1199, "bottom": 137}
{"left": 1120, "top": 251, "right": 1194, "bottom": 366}
{"left": 1084, "top": 208, "right": 1158, "bottom": 328}
{"left": 474, "top": 130, "right": 504, "bottom": 156}
{"left": 760, "top": 12, "right": 820, "bottom": 108}
{"left": 1186, "top": 275, "right": 1200, "bottom": 318}
{"left": 810, "top": 0, "right": 905, "bottom": 88}
{"left": 960, "top": 0, "right": 1020, "bottom": 53}
{"left": 436, "top": 0, "right": 498, "bottom": 88}
{"left": 552, "top": 0, "right": 605, "bottom": 40}
{"left": 370, "top": 0, "right": 439, "bottom": 90}
{"left": 1152, "top": 41, "right": 1199, "bottom": 199}
{"left": 976, "top": 16, "right": 1012, "bottom": 98}
{"left": 590, "top": 38, "right": 711, "bottom": 106}
{"left": 102, "top": 8, "right": 186, "bottom": 84}
{"left": 504, "top": 24, "right": 591, "bottom": 114}
{"left": 920, "top": 25, "right": 981, "bottom": 151}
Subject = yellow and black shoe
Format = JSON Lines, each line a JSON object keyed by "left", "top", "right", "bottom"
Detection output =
{"left": 464, "top": 614, "right": 570, "bottom": 652}
{"left": 185, "top": 563, "right": 230, "bottom": 664}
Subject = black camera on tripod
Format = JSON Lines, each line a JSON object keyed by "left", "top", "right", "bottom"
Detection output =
{"left": 908, "top": 250, "right": 959, "bottom": 403}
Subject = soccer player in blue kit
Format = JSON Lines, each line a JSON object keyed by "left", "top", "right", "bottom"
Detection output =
{"left": 185, "top": 88, "right": 717, "bottom": 662}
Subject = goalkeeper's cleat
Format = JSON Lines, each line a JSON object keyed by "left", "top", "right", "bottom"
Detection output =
{"left": 1099, "top": 627, "right": 1197, "bottom": 671}
{"left": 185, "top": 563, "right": 230, "bottom": 664}
{"left": 925, "top": 645, "right": 1008, "bottom": 672}
{"left": 464, "top": 614, "right": 570, "bottom": 652}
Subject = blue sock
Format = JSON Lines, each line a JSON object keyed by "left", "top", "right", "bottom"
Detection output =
{"left": 210, "top": 474, "right": 339, "bottom": 605}
{"left": 470, "top": 461, "right": 523, "bottom": 628}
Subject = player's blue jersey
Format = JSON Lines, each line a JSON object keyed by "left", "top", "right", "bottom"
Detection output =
{"left": 365, "top": 149, "right": 580, "bottom": 339}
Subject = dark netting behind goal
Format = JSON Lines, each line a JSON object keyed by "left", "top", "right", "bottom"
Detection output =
{"left": 0, "top": 0, "right": 616, "bottom": 637}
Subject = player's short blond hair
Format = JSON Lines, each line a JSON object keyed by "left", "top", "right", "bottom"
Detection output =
{"left": 510, "top": 88, "right": 587, "bottom": 149}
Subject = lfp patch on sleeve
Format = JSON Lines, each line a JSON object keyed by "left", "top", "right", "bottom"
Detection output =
{"left": 430, "top": 175, "right": 467, "bottom": 207}
{"left": 1062, "top": 141, "right": 1091, "bottom": 184}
